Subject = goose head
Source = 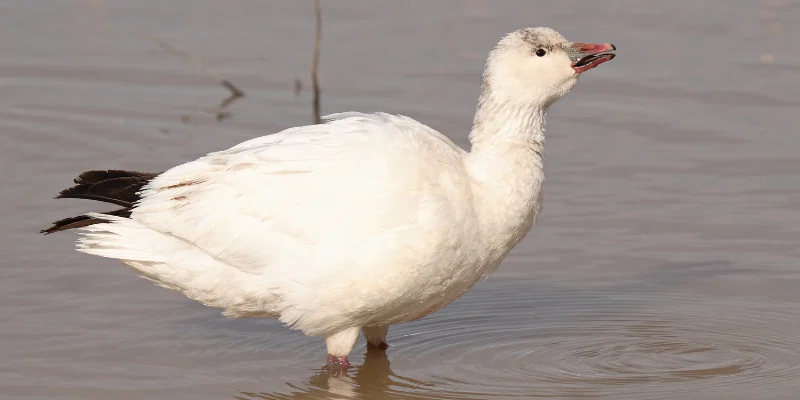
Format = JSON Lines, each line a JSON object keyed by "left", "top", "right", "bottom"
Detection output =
{"left": 482, "top": 27, "right": 616, "bottom": 108}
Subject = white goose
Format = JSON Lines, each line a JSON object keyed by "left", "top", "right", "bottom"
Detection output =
{"left": 43, "top": 27, "right": 615, "bottom": 366}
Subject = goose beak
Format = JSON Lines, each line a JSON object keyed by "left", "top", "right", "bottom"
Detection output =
{"left": 567, "top": 42, "right": 616, "bottom": 73}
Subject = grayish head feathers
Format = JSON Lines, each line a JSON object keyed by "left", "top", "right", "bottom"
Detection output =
{"left": 509, "top": 27, "right": 569, "bottom": 54}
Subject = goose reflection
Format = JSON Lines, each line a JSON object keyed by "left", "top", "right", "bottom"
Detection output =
{"left": 236, "top": 347, "right": 431, "bottom": 400}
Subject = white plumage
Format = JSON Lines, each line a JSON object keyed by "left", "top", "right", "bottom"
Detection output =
{"left": 48, "top": 27, "right": 616, "bottom": 366}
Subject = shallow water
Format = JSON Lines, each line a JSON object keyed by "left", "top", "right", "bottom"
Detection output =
{"left": 2, "top": 1, "right": 800, "bottom": 399}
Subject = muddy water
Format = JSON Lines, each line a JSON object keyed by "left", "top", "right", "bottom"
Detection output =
{"left": 1, "top": 1, "right": 799, "bottom": 399}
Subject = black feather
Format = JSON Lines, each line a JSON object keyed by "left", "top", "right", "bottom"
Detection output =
{"left": 56, "top": 170, "right": 161, "bottom": 207}
{"left": 41, "top": 170, "right": 161, "bottom": 234}
{"left": 74, "top": 170, "right": 158, "bottom": 185}
{"left": 40, "top": 208, "right": 132, "bottom": 235}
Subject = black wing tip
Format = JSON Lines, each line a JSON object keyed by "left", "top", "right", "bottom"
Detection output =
{"left": 74, "top": 170, "right": 159, "bottom": 185}
{"left": 40, "top": 227, "right": 60, "bottom": 235}
{"left": 42, "top": 169, "right": 160, "bottom": 235}
{"left": 51, "top": 170, "right": 163, "bottom": 207}
{"left": 39, "top": 208, "right": 133, "bottom": 235}
{"left": 39, "top": 214, "right": 92, "bottom": 235}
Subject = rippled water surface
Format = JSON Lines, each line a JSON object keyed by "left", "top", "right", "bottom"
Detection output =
{"left": 2, "top": 1, "right": 799, "bottom": 399}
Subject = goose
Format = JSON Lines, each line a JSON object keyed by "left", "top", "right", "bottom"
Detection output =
{"left": 42, "top": 27, "right": 615, "bottom": 367}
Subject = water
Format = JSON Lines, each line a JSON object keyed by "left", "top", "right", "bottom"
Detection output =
{"left": 1, "top": 1, "right": 799, "bottom": 399}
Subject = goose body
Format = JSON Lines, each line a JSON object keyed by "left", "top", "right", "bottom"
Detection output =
{"left": 43, "top": 27, "right": 616, "bottom": 366}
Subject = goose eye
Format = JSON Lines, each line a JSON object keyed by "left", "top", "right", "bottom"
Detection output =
{"left": 536, "top": 49, "right": 547, "bottom": 57}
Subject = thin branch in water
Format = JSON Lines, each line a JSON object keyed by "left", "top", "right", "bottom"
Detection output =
{"left": 312, "top": 0, "right": 322, "bottom": 124}
{"left": 294, "top": 79, "right": 303, "bottom": 96}
{"left": 139, "top": 33, "right": 244, "bottom": 120}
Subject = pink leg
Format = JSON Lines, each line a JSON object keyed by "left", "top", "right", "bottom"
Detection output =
{"left": 326, "top": 354, "right": 350, "bottom": 367}
{"left": 324, "top": 327, "right": 359, "bottom": 367}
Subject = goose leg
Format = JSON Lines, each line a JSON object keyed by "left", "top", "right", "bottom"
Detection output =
{"left": 363, "top": 325, "right": 390, "bottom": 350}
{"left": 325, "top": 327, "right": 360, "bottom": 366}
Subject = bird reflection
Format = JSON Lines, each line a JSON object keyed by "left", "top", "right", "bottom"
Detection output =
{"left": 237, "top": 347, "right": 421, "bottom": 400}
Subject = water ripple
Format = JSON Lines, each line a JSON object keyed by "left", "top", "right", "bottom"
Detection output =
{"left": 246, "top": 283, "right": 800, "bottom": 399}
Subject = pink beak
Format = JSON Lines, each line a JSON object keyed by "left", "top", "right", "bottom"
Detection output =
{"left": 567, "top": 42, "right": 616, "bottom": 73}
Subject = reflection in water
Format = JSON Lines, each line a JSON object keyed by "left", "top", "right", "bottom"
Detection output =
{"left": 758, "top": 0, "right": 788, "bottom": 63}
{"left": 238, "top": 348, "right": 404, "bottom": 400}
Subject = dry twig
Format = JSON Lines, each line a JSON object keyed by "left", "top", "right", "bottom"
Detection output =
{"left": 312, "top": 0, "right": 322, "bottom": 124}
{"left": 140, "top": 33, "right": 244, "bottom": 120}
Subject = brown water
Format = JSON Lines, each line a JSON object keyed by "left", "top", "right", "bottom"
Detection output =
{"left": 2, "top": 1, "right": 799, "bottom": 399}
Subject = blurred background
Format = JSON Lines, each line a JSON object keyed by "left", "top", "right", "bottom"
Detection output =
{"left": 1, "top": 1, "right": 799, "bottom": 399}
